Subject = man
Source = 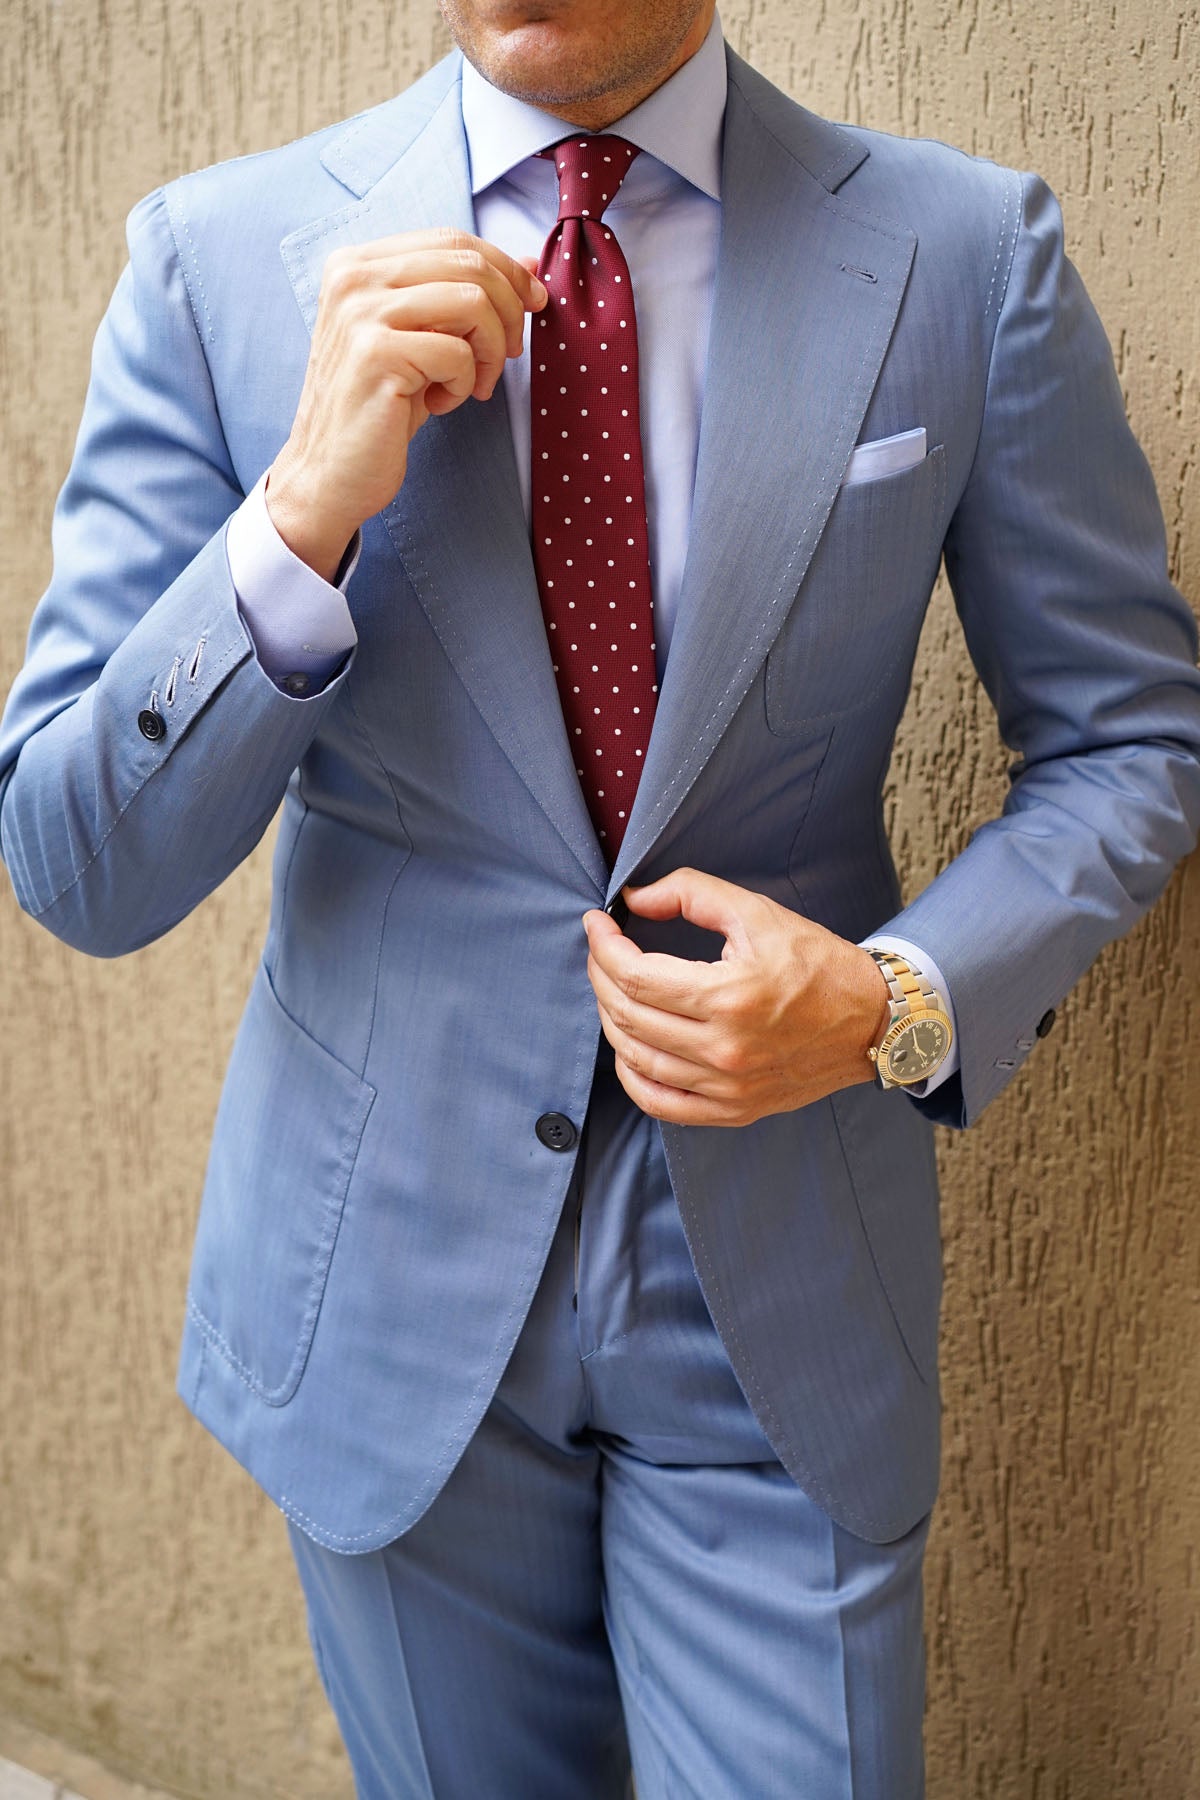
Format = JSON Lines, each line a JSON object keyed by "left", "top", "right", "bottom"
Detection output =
{"left": 2, "top": 0, "right": 1198, "bottom": 1792}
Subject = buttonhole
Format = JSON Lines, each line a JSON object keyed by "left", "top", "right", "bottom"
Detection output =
{"left": 839, "top": 263, "right": 878, "bottom": 283}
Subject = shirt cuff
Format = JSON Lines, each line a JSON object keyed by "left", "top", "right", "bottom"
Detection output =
{"left": 859, "top": 933, "right": 961, "bottom": 1098}
{"left": 225, "top": 473, "right": 360, "bottom": 696}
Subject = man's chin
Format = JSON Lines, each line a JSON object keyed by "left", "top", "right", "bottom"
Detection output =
{"left": 466, "top": 29, "right": 622, "bottom": 110}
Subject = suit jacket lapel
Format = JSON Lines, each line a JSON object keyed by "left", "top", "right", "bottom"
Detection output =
{"left": 608, "top": 53, "right": 917, "bottom": 898}
{"left": 281, "top": 56, "right": 609, "bottom": 895}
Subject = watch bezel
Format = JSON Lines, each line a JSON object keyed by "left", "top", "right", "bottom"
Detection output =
{"left": 876, "top": 1012, "right": 953, "bottom": 1086}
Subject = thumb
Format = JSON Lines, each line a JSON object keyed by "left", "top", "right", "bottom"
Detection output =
{"left": 622, "top": 868, "right": 759, "bottom": 950}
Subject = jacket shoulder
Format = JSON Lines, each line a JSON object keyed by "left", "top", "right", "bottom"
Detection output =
{"left": 727, "top": 48, "right": 1025, "bottom": 272}
{"left": 150, "top": 52, "right": 462, "bottom": 249}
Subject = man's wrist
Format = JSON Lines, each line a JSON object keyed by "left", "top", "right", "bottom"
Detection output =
{"left": 265, "top": 460, "right": 359, "bottom": 584}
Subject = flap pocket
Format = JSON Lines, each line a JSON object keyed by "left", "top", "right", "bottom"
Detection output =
{"left": 765, "top": 444, "right": 946, "bottom": 735}
{"left": 186, "top": 963, "right": 376, "bottom": 1406}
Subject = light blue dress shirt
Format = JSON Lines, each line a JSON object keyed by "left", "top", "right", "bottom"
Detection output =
{"left": 224, "top": 12, "right": 959, "bottom": 1092}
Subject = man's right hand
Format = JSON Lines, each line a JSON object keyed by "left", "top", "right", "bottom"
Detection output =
{"left": 265, "top": 230, "right": 547, "bottom": 581}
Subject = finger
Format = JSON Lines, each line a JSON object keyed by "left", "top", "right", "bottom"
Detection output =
{"left": 389, "top": 329, "right": 478, "bottom": 406}
{"left": 582, "top": 911, "right": 717, "bottom": 1019}
{"left": 334, "top": 234, "right": 546, "bottom": 344}
{"left": 612, "top": 1055, "right": 743, "bottom": 1128}
{"left": 378, "top": 282, "right": 511, "bottom": 399}
{"left": 336, "top": 254, "right": 530, "bottom": 370}
{"left": 588, "top": 954, "right": 713, "bottom": 1061}
{"left": 596, "top": 1002, "right": 722, "bottom": 1096}
{"left": 623, "top": 868, "right": 771, "bottom": 950}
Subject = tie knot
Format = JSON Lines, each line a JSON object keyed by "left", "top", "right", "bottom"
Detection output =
{"left": 544, "top": 135, "right": 640, "bottom": 224}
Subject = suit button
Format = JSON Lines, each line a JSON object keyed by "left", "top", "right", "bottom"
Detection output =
{"left": 1036, "top": 1008, "right": 1056, "bottom": 1039}
{"left": 535, "top": 1112, "right": 578, "bottom": 1152}
{"left": 137, "top": 709, "right": 166, "bottom": 742}
{"left": 282, "top": 672, "right": 310, "bottom": 696}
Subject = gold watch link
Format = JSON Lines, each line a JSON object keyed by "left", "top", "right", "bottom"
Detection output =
{"left": 866, "top": 950, "right": 953, "bottom": 1090}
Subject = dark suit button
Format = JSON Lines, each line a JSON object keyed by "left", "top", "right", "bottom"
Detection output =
{"left": 535, "top": 1112, "right": 578, "bottom": 1152}
{"left": 1036, "top": 1008, "right": 1056, "bottom": 1039}
{"left": 137, "top": 709, "right": 166, "bottom": 742}
{"left": 282, "top": 672, "right": 310, "bottom": 697}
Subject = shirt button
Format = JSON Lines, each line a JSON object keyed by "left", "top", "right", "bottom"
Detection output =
{"left": 137, "top": 709, "right": 166, "bottom": 742}
{"left": 282, "top": 672, "right": 310, "bottom": 697}
{"left": 1036, "top": 1008, "right": 1057, "bottom": 1039}
{"left": 535, "top": 1112, "right": 578, "bottom": 1152}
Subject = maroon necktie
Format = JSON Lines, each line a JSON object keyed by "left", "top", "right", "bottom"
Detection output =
{"left": 531, "top": 136, "right": 658, "bottom": 861}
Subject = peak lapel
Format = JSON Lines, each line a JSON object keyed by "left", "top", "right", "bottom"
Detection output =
{"left": 608, "top": 58, "right": 916, "bottom": 899}
{"left": 281, "top": 60, "right": 608, "bottom": 895}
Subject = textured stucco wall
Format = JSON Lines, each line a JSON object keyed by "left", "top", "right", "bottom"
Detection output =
{"left": 1, "top": 2, "right": 1197, "bottom": 1796}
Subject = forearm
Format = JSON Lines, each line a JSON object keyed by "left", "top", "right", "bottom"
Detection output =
{"left": 0, "top": 530, "right": 347, "bottom": 956}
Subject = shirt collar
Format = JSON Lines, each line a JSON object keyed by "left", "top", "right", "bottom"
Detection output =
{"left": 460, "top": 11, "right": 726, "bottom": 202}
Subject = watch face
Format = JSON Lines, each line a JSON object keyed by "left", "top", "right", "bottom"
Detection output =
{"left": 884, "top": 1017, "right": 950, "bottom": 1082}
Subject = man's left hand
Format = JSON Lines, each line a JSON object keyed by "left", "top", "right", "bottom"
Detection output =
{"left": 583, "top": 869, "right": 891, "bottom": 1126}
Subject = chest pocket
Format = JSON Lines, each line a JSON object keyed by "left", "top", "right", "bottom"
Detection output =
{"left": 765, "top": 444, "right": 947, "bottom": 736}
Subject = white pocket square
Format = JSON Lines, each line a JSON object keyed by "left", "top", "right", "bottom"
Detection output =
{"left": 842, "top": 426, "right": 927, "bottom": 488}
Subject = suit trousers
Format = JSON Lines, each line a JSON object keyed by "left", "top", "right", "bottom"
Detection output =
{"left": 287, "top": 1057, "right": 930, "bottom": 1799}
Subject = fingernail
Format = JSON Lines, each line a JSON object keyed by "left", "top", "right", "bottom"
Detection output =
{"left": 531, "top": 279, "right": 548, "bottom": 305}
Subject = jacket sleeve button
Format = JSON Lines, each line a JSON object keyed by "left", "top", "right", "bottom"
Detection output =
{"left": 137, "top": 709, "right": 166, "bottom": 742}
{"left": 1036, "top": 1008, "right": 1057, "bottom": 1039}
{"left": 535, "top": 1112, "right": 578, "bottom": 1152}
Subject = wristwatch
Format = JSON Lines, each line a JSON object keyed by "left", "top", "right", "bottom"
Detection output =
{"left": 866, "top": 950, "right": 953, "bottom": 1089}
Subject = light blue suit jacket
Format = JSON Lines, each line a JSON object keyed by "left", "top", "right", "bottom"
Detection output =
{"left": 3, "top": 48, "right": 1199, "bottom": 1547}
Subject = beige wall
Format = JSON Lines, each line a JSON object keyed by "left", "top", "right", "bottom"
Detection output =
{"left": 2, "top": 2, "right": 1197, "bottom": 1795}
